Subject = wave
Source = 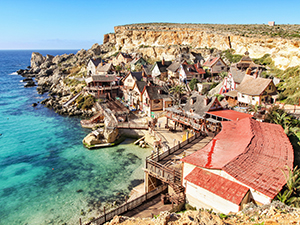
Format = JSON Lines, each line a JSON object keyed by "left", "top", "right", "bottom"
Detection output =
{"left": 9, "top": 72, "right": 18, "bottom": 75}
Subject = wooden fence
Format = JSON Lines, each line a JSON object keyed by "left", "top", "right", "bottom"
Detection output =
{"left": 147, "top": 132, "right": 202, "bottom": 162}
{"left": 82, "top": 185, "right": 167, "bottom": 225}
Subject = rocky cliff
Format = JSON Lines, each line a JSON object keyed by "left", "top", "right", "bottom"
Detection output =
{"left": 104, "top": 23, "right": 300, "bottom": 69}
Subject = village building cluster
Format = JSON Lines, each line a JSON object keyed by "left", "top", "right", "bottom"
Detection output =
{"left": 81, "top": 50, "right": 294, "bottom": 215}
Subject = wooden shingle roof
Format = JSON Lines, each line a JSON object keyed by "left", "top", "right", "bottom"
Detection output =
{"left": 235, "top": 75, "right": 275, "bottom": 96}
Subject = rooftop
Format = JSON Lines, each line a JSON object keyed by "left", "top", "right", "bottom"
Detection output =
{"left": 182, "top": 117, "right": 294, "bottom": 198}
{"left": 185, "top": 167, "right": 249, "bottom": 205}
{"left": 206, "top": 109, "right": 252, "bottom": 121}
{"left": 235, "top": 75, "right": 275, "bottom": 96}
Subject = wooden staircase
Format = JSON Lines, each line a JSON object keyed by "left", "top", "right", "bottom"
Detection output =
{"left": 145, "top": 159, "right": 185, "bottom": 204}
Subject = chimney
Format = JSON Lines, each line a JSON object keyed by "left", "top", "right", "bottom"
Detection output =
{"left": 204, "top": 96, "right": 209, "bottom": 106}
{"left": 162, "top": 57, "right": 165, "bottom": 66}
{"left": 100, "top": 61, "right": 103, "bottom": 67}
{"left": 142, "top": 70, "right": 145, "bottom": 77}
{"left": 246, "top": 68, "right": 251, "bottom": 75}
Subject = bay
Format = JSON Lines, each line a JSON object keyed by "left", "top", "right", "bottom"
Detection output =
{"left": 0, "top": 50, "right": 149, "bottom": 225}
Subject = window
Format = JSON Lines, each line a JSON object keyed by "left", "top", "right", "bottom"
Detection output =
{"left": 154, "top": 99, "right": 160, "bottom": 104}
{"left": 252, "top": 97, "right": 255, "bottom": 100}
{"left": 269, "top": 86, "right": 272, "bottom": 90}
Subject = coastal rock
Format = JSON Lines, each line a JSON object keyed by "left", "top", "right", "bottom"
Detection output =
{"left": 30, "top": 52, "right": 45, "bottom": 68}
{"left": 24, "top": 80, "right": 36, "bottom": 87}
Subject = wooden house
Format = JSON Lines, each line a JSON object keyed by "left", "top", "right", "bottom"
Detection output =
{"left": 141, "top": 85, "right": 171, "bottom": 116}
{"left": 96, "top": 62, "right": 115, "bottom": 75}
{"left": 112, "top": 52, "right": 132, "bottom": 66}
{"left": 203, "top": 56, "right": 228, "bottom": 75}
{"left": 86, "top": 58, "right": 102, "bottom": 76}
{"left": 85, "top": 75, "right": 118, "bottom": 98}
{"left": 219, "top": 66, "right": 246, "bottom": 95}
{"left": 130, "top": 81, "right": 147, "bottom": 110}
{"left": 181, "top": 117, "right": 293, "bottom": 213}
{"left": 179, "top": 63, "right": 206, "bottom": 83}
{"left": 235, "top": 75, "right": 277, "bottom": 105}
{"left": 130, "top": 57, "right": 147, "bottom": 71}
{"left": 167, "top": 59, "right": 187, "bottom": 79}
{"left": 122, "top": 71, "right": 146, "bottom": 104}
{"left": 151, "top": 59, "right": 172, "bottom": 81}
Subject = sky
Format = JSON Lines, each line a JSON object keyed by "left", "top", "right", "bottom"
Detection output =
{"left": 0, "top": 0, "right": 299, "bottom": 50}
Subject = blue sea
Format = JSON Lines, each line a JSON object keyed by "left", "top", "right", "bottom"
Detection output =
{"left": 0, "top": 50, "right": 149, "bottom": 225}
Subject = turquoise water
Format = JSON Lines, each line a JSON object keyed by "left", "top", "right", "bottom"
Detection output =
{"left": 0, "top": 50, "right": 150, "bottom": 225}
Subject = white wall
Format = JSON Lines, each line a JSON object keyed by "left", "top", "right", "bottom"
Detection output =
{"left": 152, "top": 64, "right": 161, "bottom": 77}
{"left": 238, "top": 93, "right": 260, "bottom": 105}
{"left": 183, "top": 163, "right": 272, "bottom": 208}
{"left": 205, "top": 169, "right": 272, "bottom": 205}
{"left": 185, "top": 181, "right": 240, "bottom": 213}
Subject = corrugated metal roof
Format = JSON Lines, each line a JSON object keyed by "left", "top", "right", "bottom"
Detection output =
{"left": 206, "top": 110, "right": 252, "bottom": 121}
{"left": 185, "top": 167, "right": 249, "bottom": 205}
{"left": 182, "top": 117, "right": 294, "bottom": 198}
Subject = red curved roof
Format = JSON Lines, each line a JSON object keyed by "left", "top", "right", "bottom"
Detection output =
{"left": 206, "top": 109, "right": 253, "bottom": 121}
{"left": 182, "top": 118, "right": 294, "bottom": 198}
{"left": 185, "top": 167, "right": 249, "bottom": 205}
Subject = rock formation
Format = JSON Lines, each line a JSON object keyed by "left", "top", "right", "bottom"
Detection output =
{"left": 105, "top": 24, "right": 300, "bottom": 69}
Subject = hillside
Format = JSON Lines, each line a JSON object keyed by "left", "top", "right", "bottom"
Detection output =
{"left": 103, "top": 23, "right": 300, "bottom": 69}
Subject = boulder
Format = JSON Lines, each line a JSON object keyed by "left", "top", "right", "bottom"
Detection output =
{"left": 30, "top": 52, "right": 45, "bottom": 68}
{"left": 83, "top": 133, "right": 102, "bottom": 145}
{"left": 104, "top": 128, "right": 119, "bottom": 143}
{"left": 24, "top": 80, "right": 36, "bottom": 87}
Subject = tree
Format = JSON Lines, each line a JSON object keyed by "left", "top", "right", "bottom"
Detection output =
{"left": 169, "top": 85, "right": 185, "bottom": 105}
{"left": 189, "top": 78, "right": 199, "bottom": 91}
{"left": 277, "top": 166, "right": 300, "bottom": 207}
{"left": 115, "top": 65, "right": 122, "bottom": 73}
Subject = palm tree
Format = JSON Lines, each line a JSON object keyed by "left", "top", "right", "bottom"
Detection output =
{"left": 277, "top": 166, "right": 300, "bottom": 207}
{"left": 282, "top": 166, "right": 300, "bottom": 195}
{"left": 272, "top": 112, "right": 292, "bottom": 129}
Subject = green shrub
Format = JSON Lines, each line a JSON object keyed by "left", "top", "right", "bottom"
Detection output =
{"left": 222, "top": 49, "right": 242, "bottom": 64}
{"left": 189, "top": 78, "right": 199, "bottom": 91}
{"left": 82, "top": 96, "right": 95, "bottom": 110}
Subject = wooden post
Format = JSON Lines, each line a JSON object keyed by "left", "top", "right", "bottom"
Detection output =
{"left": 79, "top": 218, "right": 82, "bottom": 225}
{"left": 104, "top": 207, "right": 106, "bottom": 223}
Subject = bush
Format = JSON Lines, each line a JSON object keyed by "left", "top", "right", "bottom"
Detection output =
{"left": 222, "top": 49, "right": 242, "bottom": 64}
{"left": 82, "top": 96, "right": 95, "bottom": 110}
{"left": 76, "top": 95, "right": 95, "bottom": 110}
{"left": 189, "top": 78, "right": 199, "bottom": 91}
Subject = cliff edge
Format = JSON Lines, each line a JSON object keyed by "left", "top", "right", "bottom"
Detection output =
{"left": 103, "top": 23, "right": 300, "bottom": 69}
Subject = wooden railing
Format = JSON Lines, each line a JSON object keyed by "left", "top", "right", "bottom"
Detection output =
{"left": 117, "top": 122, "right": 148, "bottom": 129}
{"left": 147, "top": 132, "right": 202, "bottom": 162}
{"left": 145, "top": 159, "right": 181, "bottom": 184}
{"left": 82, "top": 185, "right": 167, "bottom": 225}
{"left": 63, "top": 90, "right": 83, "bottom": 107}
